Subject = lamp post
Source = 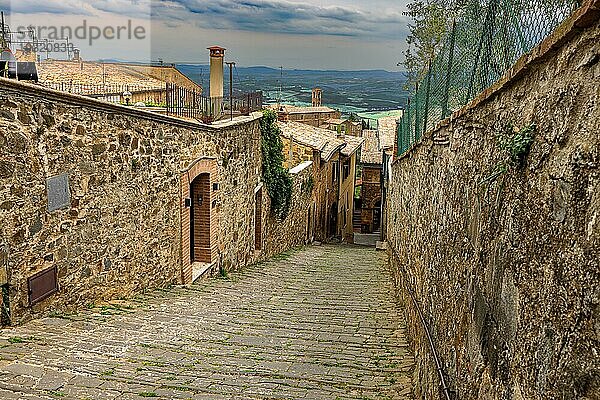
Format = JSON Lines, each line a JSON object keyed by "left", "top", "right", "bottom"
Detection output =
{"left": 225, "top": 61, "right": 235, "bottom": 121}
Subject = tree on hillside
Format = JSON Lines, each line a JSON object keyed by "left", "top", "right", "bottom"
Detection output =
{"left": 402, "top": 0, "right": 580, "bottom": 89}
{"left": 402, "top": 0, "right": 466, "bottom": 88}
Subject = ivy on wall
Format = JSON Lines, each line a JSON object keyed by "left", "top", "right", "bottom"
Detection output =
{"left": 260, "top": 110, "right": 292, "bottom": 220}
{"left": 481, "top": 122, "right": 536, "bottom": 186}
{"left": 479, "top": 122, "right": 537, "bottom": 220}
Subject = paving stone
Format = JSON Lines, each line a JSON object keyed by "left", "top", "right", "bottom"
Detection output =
{"left": 0, "top": 245, "right": 414, "bottom": 399}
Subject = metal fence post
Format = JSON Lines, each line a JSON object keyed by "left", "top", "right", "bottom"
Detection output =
{"left": 423, "top": 61, "right": 432, "bottom": 135}
{"left": 442, "top": 19, "right": 457, "bottom": 119}
{"left": 414, "top": 83, "right": 419, "bottom": 143}
{"left": 166, "top": 83, "right": 170, "bottom": 116}
{"left": 407, "top": 98, "right": 412, "bottom": 151}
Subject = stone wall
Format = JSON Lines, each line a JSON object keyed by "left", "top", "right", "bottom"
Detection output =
{"left": 0, "top": 79, "right": 308, "bottom": 325}
{"left": 386, "top": 6, "right": 599, "bottom": 400}
{"left": 263, "top": 163, "right": 313, "bottom": 256}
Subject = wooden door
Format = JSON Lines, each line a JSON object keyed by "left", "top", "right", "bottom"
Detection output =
{"left": 191, "top": 173, "right": 211, "bottom": 263}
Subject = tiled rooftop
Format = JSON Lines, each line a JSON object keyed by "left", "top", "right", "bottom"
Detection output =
{"left": 14, "top": 50, "right": 36, "bottom": 62}
{"left": 360, "top": 129, "right": 383, "bottom": 164}
{"left": 36, "top": 60, "right": 201, "bottom": 92}
{"left": 37, "top": 60, "right": 164, "bottom": 88}
{"left": 277, "top": 105, "right": 339, "bottom": 114}
{"left": 279, "top": 121, "right": 364, "bottom": 161}
{"left": 378, "top": 116, "right": 400, "bottom": 150}
{"left": 359, "top": 116, "right": 401, "bottom": 165}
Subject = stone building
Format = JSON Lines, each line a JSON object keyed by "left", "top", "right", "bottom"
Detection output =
{"left": 279, "top": 121, "right": 363, "bottom": 243}
{"left": 0, "top": 78, "right": 312, "bottom": 326}
{"left": 377, "top": 116, "right": 399, "bottom": 240}
{"left": 355, "top": 117, "right": 398, "bottom": 236}
{"left": 274, "top": 104, "right": 341, "bottom": 128}
{"left": 321, "top": 118, "right": 362, "bottom": 137}
{"left": 357, "top": 130, "right": 383, "bottom": 234}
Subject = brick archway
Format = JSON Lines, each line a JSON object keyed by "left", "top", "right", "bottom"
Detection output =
{"left": 180, "top": 157, "right": 218, "bottom": 284}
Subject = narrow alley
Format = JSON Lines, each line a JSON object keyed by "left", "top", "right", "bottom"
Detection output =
{"left": 0, "top": 245, "right": 414, "bottom": 399}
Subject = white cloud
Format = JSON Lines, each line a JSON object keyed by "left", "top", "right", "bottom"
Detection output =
{"left": 6, "top": 0, "right": 93, "bottom": 15}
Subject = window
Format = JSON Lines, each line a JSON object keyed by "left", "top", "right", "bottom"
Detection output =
{"left": 332, "top": 161, "right": 339, "bottom": 183}
{"left": 342, "top": 159, "right": 351, "bottom": 181}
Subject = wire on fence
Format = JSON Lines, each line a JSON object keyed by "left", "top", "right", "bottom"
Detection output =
{"left": 397, "top": 0, "right": 581, "bottom": 156}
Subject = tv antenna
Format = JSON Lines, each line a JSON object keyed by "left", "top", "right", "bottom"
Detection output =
{"left": 0, "top": 11, "right": 7, "bottom": 50}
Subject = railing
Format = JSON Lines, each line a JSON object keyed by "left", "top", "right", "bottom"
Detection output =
{"left": 397, "top": 0, "right": 581, "bottom": 156}
{"left": 39, "top": 82, "right": 167, "bottom": 104}
{"left": 36, "top": 81, "right": 263, "bottom": 122}
{"left": 166, "top": 83, "right": 263, "bottom": 122}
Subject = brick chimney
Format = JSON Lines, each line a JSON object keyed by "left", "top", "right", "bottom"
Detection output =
{"left": 208, "top": 46, "right": 225, "bottom": 118}
{"left": 208, "top": 46, "right": 225, "bottom": 98}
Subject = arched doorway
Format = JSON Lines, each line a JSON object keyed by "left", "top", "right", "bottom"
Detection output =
{"left": 190, "top": 173, "right": 211, "bottom": 263}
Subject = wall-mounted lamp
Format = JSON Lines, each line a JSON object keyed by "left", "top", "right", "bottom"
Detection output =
{"left": 123, "top": 90, "right": 132, "bottom": 105}
{"left": 197, "top": 194, "right": 204, "bottom": 206}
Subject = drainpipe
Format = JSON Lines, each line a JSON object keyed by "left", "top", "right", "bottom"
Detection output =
{"left": 380, "top": 151, "right": 386, "bottom": 242}
{"left": 391, "top": 247, "right": 453, "bottom": 400}
{"left": 336, "top": 154, "right": 341, "bottom": 238}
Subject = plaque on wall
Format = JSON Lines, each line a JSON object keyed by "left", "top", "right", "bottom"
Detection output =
{"left": 47, "top": 173, "right": 71, "bottom": 212}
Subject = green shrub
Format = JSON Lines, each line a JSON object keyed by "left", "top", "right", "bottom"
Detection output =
{"left": 260, "top": 110, "right": 292, "bottom": 220}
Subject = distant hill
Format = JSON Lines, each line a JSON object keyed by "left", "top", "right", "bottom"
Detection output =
{"left": 176, "top": 64, "right": 408, "bottom": 114}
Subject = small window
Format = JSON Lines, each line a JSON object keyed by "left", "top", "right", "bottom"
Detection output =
{"left": 342, "top": 159, "right": 351, "bottom": 181}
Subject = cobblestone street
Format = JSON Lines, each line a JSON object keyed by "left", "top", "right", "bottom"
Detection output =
{"left": 0, "top": 245, "right": 414, "bottom": 399}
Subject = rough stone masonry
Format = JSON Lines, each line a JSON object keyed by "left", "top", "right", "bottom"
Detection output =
{"left": 0, "top": 80, "right": 312, "bottom": 326}
{"left": 387, "top": 4, "right": 599, "bottom": 400}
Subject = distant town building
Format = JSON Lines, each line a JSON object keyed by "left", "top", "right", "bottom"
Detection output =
{"left": 321, "top": 118, "right": 362, "bottom": 137}
{"left": 312, "top": 88, "right": 322, "bottom": 107}
{"left": 356, "top": 116, "right": 400, "bottom": 236}
{"left": 274, "top": 104, "right": 341, "bottom": 127}
{"left": 279, "top": 121, "right": 364, "bottom": 243}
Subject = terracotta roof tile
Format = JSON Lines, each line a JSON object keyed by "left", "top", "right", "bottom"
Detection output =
{"left": 378, "top": 116, "right": 399, "bottom": 150}
{"left": 278, "top": 121, "right": 364, "bottom": 162}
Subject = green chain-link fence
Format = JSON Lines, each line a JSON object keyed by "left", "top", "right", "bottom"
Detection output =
{"left": 397, "top": 0, "right": 581, "bottom": 155}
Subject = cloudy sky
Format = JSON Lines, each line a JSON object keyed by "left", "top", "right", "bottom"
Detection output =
{"left": 2, "top": 0, "right": 411, "bottom": 70}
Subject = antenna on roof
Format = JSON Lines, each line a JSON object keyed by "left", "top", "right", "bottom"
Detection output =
{"left": 0, "top": 11, "right": 7, "bottom": 49}
{"left": 225, "top": 61, "right": 236, "bottom": 121}
{"left": 278, "top": 65, "right": 283, "bottom": 108}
